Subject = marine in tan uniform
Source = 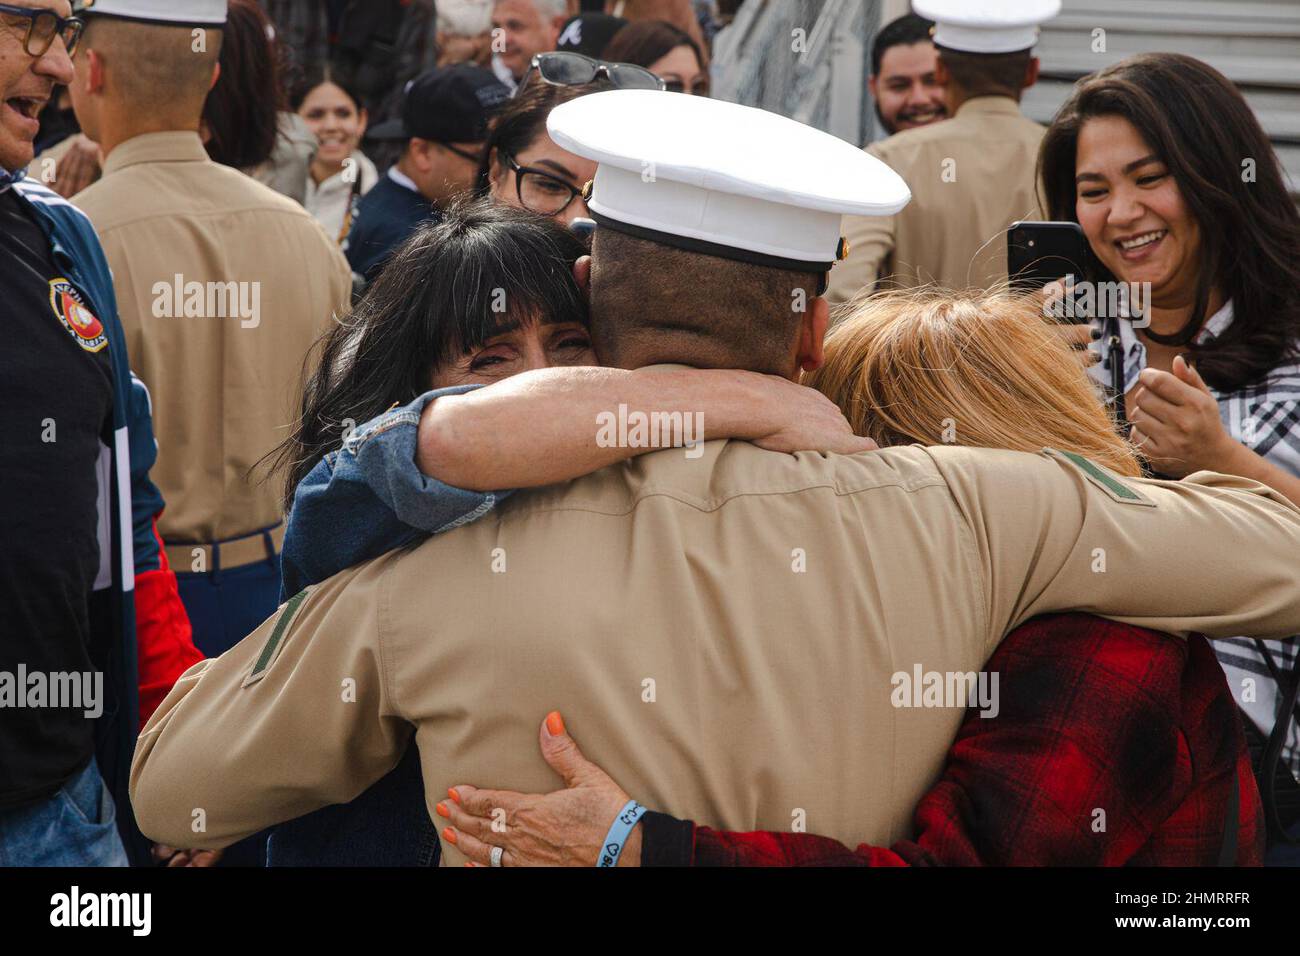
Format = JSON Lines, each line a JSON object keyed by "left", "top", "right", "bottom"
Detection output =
{"left": 68, "top": 0, "right": 352, "bottom": 653}
{"left": 130, "top": 89, "right": 1300, "bottom": 864}
{"left": 826, "top": 0, "right": 1059, "bottom": 303}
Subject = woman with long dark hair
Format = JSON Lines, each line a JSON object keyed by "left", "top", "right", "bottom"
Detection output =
{"left": 202, "top": 0, "right": 283, "bottom": 171}
{"left": 275, "top": 198, "right": 593, "bottom": 592}
{"left": 1039, "top": 52, "right": 1300, "bottom": 851}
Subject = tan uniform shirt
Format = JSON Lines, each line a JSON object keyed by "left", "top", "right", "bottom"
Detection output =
{"left": 131, "top": 442, "right": 1300, "bottom": 860}
{"left": 74, "top": 132, "right": 352, "bottom": 547}
{"left": 827, "top": 97, "right": 1046, "bottom": 304}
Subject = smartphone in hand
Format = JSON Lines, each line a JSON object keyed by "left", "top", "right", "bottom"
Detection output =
{"left": 1007, "top": 221, "right": 1096, "bottom": 324}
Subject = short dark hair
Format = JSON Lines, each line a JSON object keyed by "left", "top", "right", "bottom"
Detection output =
{"left": 936, "top": 47, "right": 1032, "bottom": 99}
{"left": 870, "top": 12, "right": 934, "bottom": 76}
{"left": 274, "top": 199, "right": 591, "bottom": 505}
{"left": 589, "top": 228, "right": 818, "bottom": 375}
{"left": 474, "top": 79, "right": 612, "bottom": 195}
{"left": 602, "top": 19, "right": 703, "bottom": 71}
{"left": 1039, "top": 52, "right": 1300, "bottom": 392}
{"left": 202, "top": 0, "right": 277, "bottom": 169}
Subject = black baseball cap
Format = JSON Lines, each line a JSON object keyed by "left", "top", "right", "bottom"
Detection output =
{"left": 367, "top": 65, "right": 511, "bottom": 144}
{"left": 556, "top": 13, "right": 629, "bottom": 59}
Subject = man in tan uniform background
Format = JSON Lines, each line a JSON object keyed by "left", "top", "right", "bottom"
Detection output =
{"left": 130, "top": 89, "right": 1300, "bottom": 866}
{"left": 826, "top": 0, "right": 1058, "bottom": 304}
{"left": 69, "top": 0, "right": 352, "bottom": 656}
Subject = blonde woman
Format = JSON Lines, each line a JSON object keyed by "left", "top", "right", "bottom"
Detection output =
{"left": 807, "top": 288, "right": 1142, "bottom": 478}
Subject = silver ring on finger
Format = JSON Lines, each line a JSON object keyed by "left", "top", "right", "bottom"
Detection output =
{"left": 490, "top": 845, "right": 504, "bottom": 868}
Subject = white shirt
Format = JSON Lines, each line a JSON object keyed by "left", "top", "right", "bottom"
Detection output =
{"left": 303, "top": 150, "right": 379, "bottom": 245}
{"left": 491, "top": 54, "right": 520, "bottom": 94}
{"left": 385, "top": 164, "right": 419, "bottom": 194}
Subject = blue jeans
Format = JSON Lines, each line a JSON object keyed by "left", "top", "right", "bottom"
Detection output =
{"left": 0, "top": 757, "right": 128, "bottom": 866}
{"left": 176, "top": 556, "right": 283, "bottom": 658}
{"left": 268, "top": 745, "right": 438, "bottom": 866}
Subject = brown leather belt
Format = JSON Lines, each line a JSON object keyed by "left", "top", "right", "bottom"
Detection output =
{"left": 164, "top": 523, "right": 285, "bottom": 574}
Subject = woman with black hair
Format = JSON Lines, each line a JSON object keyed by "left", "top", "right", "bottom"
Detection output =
{"left": 1039, "top": 51, "right": 1300, "bottom": 853}
{"left": 277, "top": 197, "right": 864, "bottom": 598}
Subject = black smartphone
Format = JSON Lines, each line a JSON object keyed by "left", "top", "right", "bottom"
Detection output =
{"left": 1007, "top": 218, "right": 1093, "bottom": 278}
{"left": 1007, "top": 221, "right": 1097, "bottom": 324}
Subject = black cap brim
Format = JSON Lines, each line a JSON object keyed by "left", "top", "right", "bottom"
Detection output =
{"left": 365, "top": 118, "right": 410, "bottom": 141}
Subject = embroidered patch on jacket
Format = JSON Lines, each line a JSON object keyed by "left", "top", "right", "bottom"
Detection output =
{"left": 49, "top": 278, "right": 107, "bottom": 353}
{"left": 243, "top": 588, "right": 311, "bottom": 687}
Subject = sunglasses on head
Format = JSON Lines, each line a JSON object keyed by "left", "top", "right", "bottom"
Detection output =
{"left": 522, "top": 52, "right": 665, "bottom": 93}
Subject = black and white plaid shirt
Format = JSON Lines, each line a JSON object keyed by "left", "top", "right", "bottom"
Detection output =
{"left": 1091, "top": 300, "right": 1300, "bottom": 774}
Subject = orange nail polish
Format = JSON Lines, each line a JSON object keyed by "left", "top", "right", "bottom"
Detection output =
{"left": 435, "top": 802, "right": 450, "bottom": 818}
{"left": 442, "top": 827, "right": 457, "bottom": 845}
{"left": 546, "top": 711, "right": 565, "bottom": 736}
{"left": 447, "top": 787, "right": 460, "bottom": 804}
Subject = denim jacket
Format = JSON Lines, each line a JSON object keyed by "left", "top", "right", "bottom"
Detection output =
{"left": 279, "top": 384, "right": 514, "bottom": 599}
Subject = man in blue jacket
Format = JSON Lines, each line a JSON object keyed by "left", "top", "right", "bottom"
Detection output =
{"left": 0, "top": 0, "right": 197, "bottom": 866}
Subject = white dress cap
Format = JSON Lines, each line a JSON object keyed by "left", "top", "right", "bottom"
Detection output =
{"left": 547, "top": 89, "right": 911, "bottom": 272}
{"left": 75, "top": 0, "right": 228, "bottom": 26}
{"left": 914, "top": 0, "right": 1061, "bottom": 54}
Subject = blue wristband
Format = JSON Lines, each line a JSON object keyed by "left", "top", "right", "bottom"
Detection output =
{"left": 596, "top": 799, "right": 647, "bottom": 868}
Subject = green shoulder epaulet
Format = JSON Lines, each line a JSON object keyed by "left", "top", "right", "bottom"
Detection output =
{"left": 1045, "top": 448, "right": 1155, "bottom": 507}
{"left": 242, "top": 587, "right": 312, "bottom": 687}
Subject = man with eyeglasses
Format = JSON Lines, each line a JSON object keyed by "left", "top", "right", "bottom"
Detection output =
{"left": 348, "top": 64, "right": 510, "bottom": 286}
{"left": 0, "top": 0, "right": 201, "bottom": 866}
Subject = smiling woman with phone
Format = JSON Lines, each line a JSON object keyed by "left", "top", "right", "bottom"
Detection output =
{"left": 1038, "top": 52, "right": 1300, "bottom": 854}
{"left": 1039, "top": 53, "right": 1300, "bottom": 496}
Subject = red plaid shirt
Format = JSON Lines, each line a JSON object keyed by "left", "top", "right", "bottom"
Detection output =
{"left": 641, "top": 614, "right": 1264, "bottom": 866}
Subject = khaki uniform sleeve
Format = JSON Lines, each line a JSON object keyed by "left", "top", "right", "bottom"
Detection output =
{"left": 825, "top": 143, "right": 897, "bottom": 306}
{"left": 129, "top": 565, "right": 410, "bottom": 849}
{"left": 928, "top": 447, "right": 1300, "bottom": 651}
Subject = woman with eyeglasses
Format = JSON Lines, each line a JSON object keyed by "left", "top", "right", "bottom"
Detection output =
{"left": 473, "top": 50, "right": 666, "bottom": 227}
{"left": 476, "top": 79, "right": 604, "bottom": 226}
{"left": 602, "top": 20, "right": 709, "bottom": 96}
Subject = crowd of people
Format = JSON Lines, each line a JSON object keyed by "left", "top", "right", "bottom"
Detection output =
{"left": 1, "top": 0, "right": 1298, "bottom": 873}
